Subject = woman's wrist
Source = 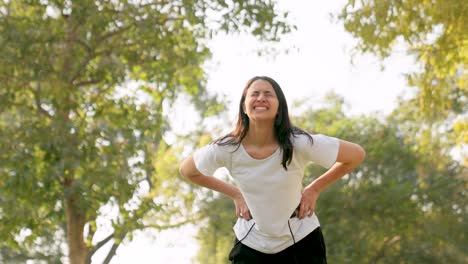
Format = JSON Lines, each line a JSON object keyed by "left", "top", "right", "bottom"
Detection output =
{"left": 306, "top": 181, "right": 322, "bottom": 194}
{"left": 230, "top": 188, "right": 242, "bottom": 200}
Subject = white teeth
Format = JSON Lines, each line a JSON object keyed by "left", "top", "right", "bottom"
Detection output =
{"left": 255, "top": 107, "right": 267, "bottom": 110}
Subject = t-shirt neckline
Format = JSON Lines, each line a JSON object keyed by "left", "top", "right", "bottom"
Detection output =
{"left": 239, "top": 143, "right": 280, "bottom": 161}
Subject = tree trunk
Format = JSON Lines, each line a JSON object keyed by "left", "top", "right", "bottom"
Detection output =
{"left": 65, "top": 194, "right": 88, "bottom": 264}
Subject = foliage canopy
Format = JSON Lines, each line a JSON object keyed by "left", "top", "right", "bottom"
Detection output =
{"left": 0, "top": 0, "right": 293, "bottom": 263}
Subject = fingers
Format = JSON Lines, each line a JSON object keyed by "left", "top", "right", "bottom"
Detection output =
{"left": 298, "top": 203, "right": 315, "bottom": 219}
{"left": 246, "top": 210, "right": 252, "bottom": 220}
{"left": 233, "top": 194, "right": 252, "bottom": 220}
{"left": 240, "top": 209, "right": 252, "bottom": 220}
{"left": 235, "top": 202, "right": 251, "bottom": 219}
{"left": 308, "top": 207, "right": 314, "bottom": 217}
{"left": 298, "top": 187, "right": 320, "bottom": 219}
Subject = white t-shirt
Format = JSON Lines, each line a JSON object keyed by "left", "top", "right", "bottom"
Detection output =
{"left": 193, "top": 133, "right": 339, "bottom": 253}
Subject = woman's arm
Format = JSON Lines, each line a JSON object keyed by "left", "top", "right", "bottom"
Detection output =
{"left": 179, "top": 156, "right": 252, "bottom": 219}
{"left": 298, "top": 140, "right": 366, "bottom": 218}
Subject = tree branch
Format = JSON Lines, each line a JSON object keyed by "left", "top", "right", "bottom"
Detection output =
{"left": 97, "top": 25, "right": 133, "bottom": 44}
{"left": 70, "top": 22, "right": 133, "bottom": 84}
{"left": 91, "top": 233, "right": 114, "bottom": 254}
{"left": 136, "top": 0, "right": 170, "bottom": 8}
{"left": 102, "top": 232, "right": 127, "bottom": 264}
{"left": 69, "top": 41, "right": 138, "bottom": 85}
{"left": 86, "top": 232, "right": 113, "bottom": 264}
{"left": 32, "top": 84, "right": 53, "bottom": 118}
{"left": 370, "top": 235, "right": 401, "bottom": 263}
{"left": 75, "top": 38, "right": 94, "bottom": 54}
{"left": 141, "top": 216, "right": 202, "bottom": 231}
{"left": 73, "top": 79, "right": 103, "bottom": 87}
{"left": 86, "top": 223, "right": 94, "bottom": 244}
{"left": 69, "top": 49, "right": 98, "bottom": 84}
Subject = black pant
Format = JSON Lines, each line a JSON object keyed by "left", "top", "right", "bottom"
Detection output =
{"left": 228, "top": 227, "right": 327, "bottom": 264}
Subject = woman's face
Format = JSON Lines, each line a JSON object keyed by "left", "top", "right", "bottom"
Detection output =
{"left": 243, "top": 79, "right": 279, "bottom": 122}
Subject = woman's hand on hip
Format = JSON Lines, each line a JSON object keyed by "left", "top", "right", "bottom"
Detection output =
{"left": 233, "top": 193, "right": 252, "bottom": 220}
{"left": 298, "top": 186, "right": 320, "bottom": 219}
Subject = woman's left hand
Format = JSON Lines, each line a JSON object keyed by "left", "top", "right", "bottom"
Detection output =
{"left": 298, "top": 186, "right": 320, "bottom": 219}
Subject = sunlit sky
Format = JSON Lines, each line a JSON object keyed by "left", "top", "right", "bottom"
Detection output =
{"left": 93, "top": 1, "right": 416, "bottom": 263}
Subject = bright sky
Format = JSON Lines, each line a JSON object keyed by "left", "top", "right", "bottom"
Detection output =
{"left": 93, "top": 1, "right": 415, "bottom": 263}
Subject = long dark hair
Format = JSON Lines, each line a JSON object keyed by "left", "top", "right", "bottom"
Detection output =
{"left": 213, "top": 76, "right": 313, "bottom": 170}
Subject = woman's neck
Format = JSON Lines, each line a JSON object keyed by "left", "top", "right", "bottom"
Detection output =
{"left": 243, "top": 123, "right": 277, "bottom": 147}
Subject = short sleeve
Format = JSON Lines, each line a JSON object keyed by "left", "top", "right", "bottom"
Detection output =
{"left": 193, "top": 144, "right": 229, "bottom": 176}
{"left": 294, "top": 134, "right": 339, "bottom": 169}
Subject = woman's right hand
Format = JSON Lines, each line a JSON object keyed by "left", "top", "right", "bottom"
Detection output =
{"left": 233, "top": 192, "right": 252, "bottom": 220}
{"left": 180, "top": 156, "right": 252, "bottom": 220}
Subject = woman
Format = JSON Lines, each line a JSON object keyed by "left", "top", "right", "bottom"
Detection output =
{"left": 179, "top": 76, "right": 365, "bottom": 263}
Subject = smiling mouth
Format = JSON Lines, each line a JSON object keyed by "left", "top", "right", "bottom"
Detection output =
{"left": 254, "top": 106, "right": 268, "bottom": 110}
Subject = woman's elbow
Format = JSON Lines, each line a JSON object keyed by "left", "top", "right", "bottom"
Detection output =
{"left": 178, "top": 164, "right": 187, "bottom": 179}
{"left": 179, "top": 156, "right": 200, "bottom": 181}
{"left": 355, "top": 144, "right": 366, "bottom": 164}
{"left": 337, "top": 140, "right": 366, "bottom": 165}
{"left": 178, "top": 157, "right": 191, "bottom": 179}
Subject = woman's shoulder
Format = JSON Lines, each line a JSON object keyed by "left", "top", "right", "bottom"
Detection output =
{"left": 290, "top": 128, "right": 314, "bottom": 145}
{"left": 290, "top": 130, "right": 339, "bottom": 167}
{"left": 212, "top": 134, "right": 237, "bottom": 145}
{"left": 208, "top": 135, "right": 240, "bottom": 152}
{"left": 290, "top": 130, "right": 339, "bottom": 150}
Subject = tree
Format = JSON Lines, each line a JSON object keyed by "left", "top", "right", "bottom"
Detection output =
{"left": 338, "top": 0, "right": 467, "bottom": 164}
{"left": 338, "top": 0, "right": 467, "bottom": 122}
{"left": 194, "top": 192, "right": 236, "bottom": 264}
{"left": 297, "top": 93, "right": 467, "bottom": 263}
{"left": 0, "top": 0, "right": 294, "bottom": 263}
{"left": 337, "top": 3, "right": 467, "bottom": 259}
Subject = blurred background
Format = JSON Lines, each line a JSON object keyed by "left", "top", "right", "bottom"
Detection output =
{"left": 0, "top": 0, "right": 466, "bottom": 263}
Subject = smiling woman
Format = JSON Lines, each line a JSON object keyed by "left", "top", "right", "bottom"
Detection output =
{"left": 243, "top": 79, "right": 279, "bottom": 123}
{"left": 179, "top": 76, "right": 365, "bottom": 264}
